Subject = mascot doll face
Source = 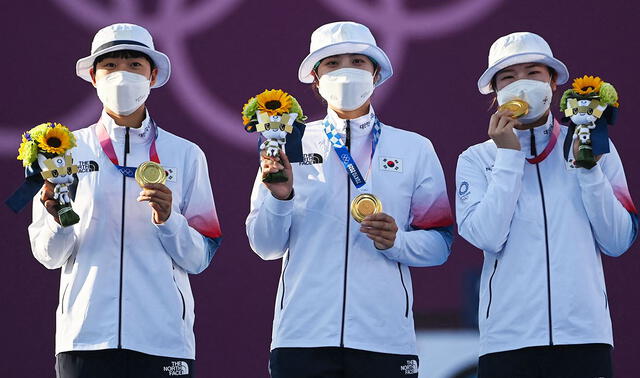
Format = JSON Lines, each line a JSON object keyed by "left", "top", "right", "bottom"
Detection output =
{"left": 258, "top": 114, "right": 292, "bottom": 140}
{"left": 262, "top": 128, "right": 288, "bottom": 140}
{"left": 570, "top": 99, "right": 600, "bottom": 125}
{"left": 37, "top": 153, "right": 77, "bottom": 185}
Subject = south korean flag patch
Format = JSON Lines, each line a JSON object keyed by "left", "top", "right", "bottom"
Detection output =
{"left": 164, "top": 167, "right": 177, "bottom": 182}
{"left": 380, "top": 157, "right": 402, "bottom": 172}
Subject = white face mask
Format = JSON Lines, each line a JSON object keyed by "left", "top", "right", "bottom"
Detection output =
{"left": 318, "top": 68, "right": 375, "bottom": 111}
{"left": 496, "top": 79, "right": 553, "bottom": 123}
{"left": 96, "top": 71, "right": 151, "bottom": 116}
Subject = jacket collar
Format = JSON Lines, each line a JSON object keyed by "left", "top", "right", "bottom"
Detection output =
{"left": 99, "top": 109, "right": 154, "bottom": 145}
{"left": 514, "top": 112, "right": 554, "bottom": 158}
{"left": 326, "top": 105, "right": 376, "bottom": 139}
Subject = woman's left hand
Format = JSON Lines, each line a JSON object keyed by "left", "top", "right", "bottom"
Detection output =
{"left": 360, "top": 213, "right": 398, "bottom": 250}
{"left": 137, "top": 183, "right": 173, "bottom": 224}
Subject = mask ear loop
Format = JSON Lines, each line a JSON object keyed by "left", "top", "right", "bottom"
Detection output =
{"left": 372, "top": 64, "right": 381, "bottom": 85}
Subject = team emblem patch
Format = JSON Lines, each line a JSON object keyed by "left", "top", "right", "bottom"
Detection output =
{"left": 380, "top": 157, "right": 402, "bottom": 172}
{"left": 458, "top": 181, "right": 471, "bottom": 201}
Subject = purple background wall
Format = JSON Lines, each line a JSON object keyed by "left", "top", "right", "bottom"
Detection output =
{"left": 1, "top": 0, "right": 639, "bottom": 376}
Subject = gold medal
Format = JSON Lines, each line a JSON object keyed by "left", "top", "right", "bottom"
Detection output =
{"left": 498, "top": 99, "right": 529, "bottom": 118}
{"left": 135, "top": 161, "right": 167, "bottom": 187}
{"left": 350, "top": 193, "right": 383, "bottom": 223}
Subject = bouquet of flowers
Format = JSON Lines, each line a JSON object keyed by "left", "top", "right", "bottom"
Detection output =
{"left": 560, "top": 75, "right": 619, "bottom": 169}
{"left": 17, "top": 122, "right": 80, "bottom": 226}
{"left": 242, "top": 89, "right": 306, "bottom": 182}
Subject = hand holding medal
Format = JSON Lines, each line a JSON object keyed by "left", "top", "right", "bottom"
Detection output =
{"left": 135, "top": 161, "right": 167, "bottom": 187}
{"left": 135, "top": 163, "right": 172, "bottom": 224}
{"left": 498, "top": 99, "right": 529, "bottom": 119}
{"left": 351, "top": 193, "right": 382, "bottom": 223}
{"left": 360, "top": 213, "right": 399, "bottom": 250}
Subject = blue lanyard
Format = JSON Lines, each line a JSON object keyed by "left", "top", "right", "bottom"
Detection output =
{"left": 323, "top": 115, "right": 381, "bottom": 189}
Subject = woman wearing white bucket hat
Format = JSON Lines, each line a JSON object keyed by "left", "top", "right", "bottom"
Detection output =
{"left": 456, "top": 32, "right": 638, "bottom": 377}
{"left": 29, "top": 23, "right": 222, "bottom": 378}
{"left": 247, "top": 21, "right": 454, "bottom": 378}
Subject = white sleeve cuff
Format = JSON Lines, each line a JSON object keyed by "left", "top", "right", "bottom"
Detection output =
{"left": 378, "top": 229, "right": 407, "bottom": 260}
{"left": 493, "top": 148, "right": 526, "bottom": 172}
{"left": 263, "top": 192, "right": 294, "bottom": 216}
{"left": 576, "top": 163, "right": 606, "bottom": 186}
{"left": 45, "top": 214, "right": 72, "bottom": 234}
{"left": 154, "top": 210, "right": 183, "bottom": 235}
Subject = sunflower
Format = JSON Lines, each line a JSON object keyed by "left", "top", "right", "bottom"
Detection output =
{"left": 256, "top": 89, "right": 292, "bottom": 116}
{"left": 35, "top": 122, "right": 76, "bottom": 155}
{"left": 572, "top": 75, "right": 603, "bottom": 95}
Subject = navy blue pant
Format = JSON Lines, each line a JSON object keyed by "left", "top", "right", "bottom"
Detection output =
{"left": 56, "top": 349, "right": 195, "bottom": 378}
{"left": 269, "top": 347, "right": 419, "bottom": 378}
{"left": 478, "top": 343, "right": 612, "bottom": 378}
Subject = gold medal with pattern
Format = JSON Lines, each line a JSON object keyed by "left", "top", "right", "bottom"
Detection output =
{"left": 350, "top": 193, "right": 383, "bottom": 223}
{"left": 499, "top": 99, "right": 529, "bottom": 118}
{"left": 135, "top": 161, "right": 167, "bottom": 187}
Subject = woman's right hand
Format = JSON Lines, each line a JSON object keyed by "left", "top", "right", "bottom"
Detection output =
{"left": 261, "top": 150, "right": 294, "bottom": 200}
{"left": 488, "top": 109, "right": 522, "bottom": 150}
{"left": 40, "top": 181, "right": 61, "bottom": 224}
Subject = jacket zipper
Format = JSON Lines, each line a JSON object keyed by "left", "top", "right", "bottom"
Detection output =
{"left": 531, "top": 129, "right": 553, "bottom": 345}
{"left": 397, "top": 263, "right": 409, "bottom": 317}
{"left": 340, "top": 120, "right": 351, "bottom": 347}
{"left": 117, "top": 127, "right": 130, "bottom": 349}
{"left": 485, "top": 260, "right": 498, "bottom": 318}
{"left": 280, "top": 252, "right": 290, "bottom": 310}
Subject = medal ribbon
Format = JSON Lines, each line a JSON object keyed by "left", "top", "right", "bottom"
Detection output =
{"left": 323, "top": 115, "right": 381, "bottom": 190}
{"left": 526, "top": 120, "right": 561, "bottom": 164}
{"left": 96, "top": 117, "right": 160, "bottom": 177}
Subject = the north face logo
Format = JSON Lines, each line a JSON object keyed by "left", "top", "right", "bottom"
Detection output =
{"left": 299, "top": 153, "right": 323, "bottom": 165}
{"left": 400, "top": 359, "right": 418, "bottom": 375}
{"left": 77, "top": 160, "right": 99, "bottom": 173}
{"left": 163, "top": 361, "right": 189, "bottom": 376}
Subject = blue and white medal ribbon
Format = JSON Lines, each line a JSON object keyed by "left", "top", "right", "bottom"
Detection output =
{"left": 323, "top": 115, "right": 381, "bottom": 193}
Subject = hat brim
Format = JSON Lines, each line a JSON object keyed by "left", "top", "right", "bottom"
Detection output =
{"left": 477, "top": 52, "right": 569, "bottom": 94}
{"left": 76, "top": 44, "right": 171, "bottom": 88}
{"left": 298, "top": 41, "right": 393, "bottom": 87}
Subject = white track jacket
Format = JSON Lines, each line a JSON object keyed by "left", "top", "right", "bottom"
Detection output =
{"left": 456, "top": 114, "right": 638, "bottom": 356}
{"left": 29, "top": 111, "right": 222, "bottom": 359}
{"left": 246, "top": 107, "right": 454, "bottom": 355}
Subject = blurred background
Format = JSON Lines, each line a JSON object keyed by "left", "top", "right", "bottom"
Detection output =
{"left": 1, "top": 0, "right": 639, "bottom": 376}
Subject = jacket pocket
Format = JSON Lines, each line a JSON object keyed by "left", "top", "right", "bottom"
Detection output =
{"left": 173, "top": 275, "right": 186, "bottom": 320}
{"left": 486, "top": 260, "right": 499, "bottom": 319}
{"left": 397, "top": 263, "right": 409, "bottom": 318}
{"left": 60, "top": 282, "right": 69, "bottom": 314}
{"left": 280, "top": 253, "right": 290, "bottom": 310}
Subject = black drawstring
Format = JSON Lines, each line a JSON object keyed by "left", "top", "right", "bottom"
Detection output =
{"left": 530, "top": 128, "right": 537, "bottom": 156}
{"left": 345, "top": 120, "right": 351, "bottom": 150}
{"left": 124, "top": 127, "right": 130, "bottom": 155}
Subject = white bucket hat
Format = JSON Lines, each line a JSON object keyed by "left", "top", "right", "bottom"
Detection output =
{"left": 76, "top": 23, "right": 171, "bottom": 88}
{"left": 298, "top": 21, "right": 393, "bottom": 87}
{"left": 477, "top": 32, "right": 569, "bottom": 94}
